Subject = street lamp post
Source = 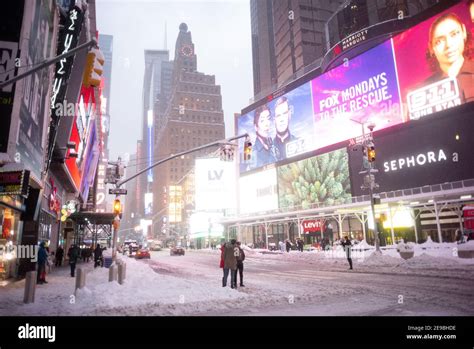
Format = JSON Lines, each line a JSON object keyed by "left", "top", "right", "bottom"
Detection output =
{"left": 362, "top": 124, "right": 381, "bottom": 253}
{"left": 352, "top": 120, "right": 381, "bottom": 253}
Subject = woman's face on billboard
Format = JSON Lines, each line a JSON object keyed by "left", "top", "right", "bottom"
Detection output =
{"left": 431, "top": 18, "right": 466, "bottom": 69}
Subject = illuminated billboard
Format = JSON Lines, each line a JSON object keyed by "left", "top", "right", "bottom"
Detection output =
{"left": 238, "top": 82, "right": 314, "bottom": 172}
{"left": 311, "top": 40, "right": 404, "bottom": 150}
{"left": 144, "top": 192, "right": 153, "bottom": 215}
{"left": 168, "top": 186, "right": 182, "bottom": 223}
{"left": 239, "top": 168, "right": 278, "bottom": 214}
{"left": 65, "top": 87, "right": 97, "bottom": 195}
{"left": 393, "top": 1, "right": 474, "bottom": 121}
{"left": 195, "top": 157, "right": 236, "bottom": 211}
{"left": 277, "top": 148, "right": 352, "bottom": 210}
{"left": 349, "top": 103, "right": 474, "bottom": 196}
{"left": 238, "top": 0, "right": 474, "bottom": 175}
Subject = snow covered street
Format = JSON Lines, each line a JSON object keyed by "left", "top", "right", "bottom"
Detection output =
{"left": 1, "top": 245, "right": 473, "bottom": 316}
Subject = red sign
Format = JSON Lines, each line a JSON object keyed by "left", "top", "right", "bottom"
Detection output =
{"left": 463, "top": 206, "right": 474, "bottom": 230}
{"left": 302, "top": 220, "right": 322, "bottom": 233}
{"left": 463, "top": 208, "right": 474, "bottom": 218}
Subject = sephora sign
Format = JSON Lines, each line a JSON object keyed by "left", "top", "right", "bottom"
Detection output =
{"left": 350, "top": 104, "right": 474, "bottom": 196}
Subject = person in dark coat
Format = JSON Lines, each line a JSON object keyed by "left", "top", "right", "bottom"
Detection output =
{"left": 222, "top": 239, "right": 238, "bottom": 288}
{"left": 285, "top": 240, "right": 291, "bottom": 253}
{"left": 37, "top": 242, "right": 48, "bottom": 284}
{"left": 219, "top": 242, "right": 225, "bottom": 284}
{"left": 67, "top": 244, "right": 80, "bottom": 277}
{"left": 297, "top": 238, "right": 304, "bottom": 252}
{"left": 236, "top": 241, "right": 246, "bottom": 287}
{"left": 94, "top": 244, "right": 103, "bottom": 268}
{"left": 341, "top": 236, "right": 353, "bottom": 270}
{"left": 55, "top": 246, "right": 64, "bottom": 267}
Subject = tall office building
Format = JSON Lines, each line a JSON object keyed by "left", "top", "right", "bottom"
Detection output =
{"left": 251, "top": 0, "right": 345, "bottom": 94}
{"left": 96, "top": 34, "right": 113, "bottom": 213}
{"left": 139, "top": 50, "right": 169, "bottom": 220}
{"left": 152, "top": 23, "right": 225, "bottom": 237}
{"left": 250, "top": 0, "right": 278, "bottom": 96}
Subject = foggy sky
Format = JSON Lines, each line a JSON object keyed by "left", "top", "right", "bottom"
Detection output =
{"left": 95, "top": 0, "right": 253, "bottom": 161}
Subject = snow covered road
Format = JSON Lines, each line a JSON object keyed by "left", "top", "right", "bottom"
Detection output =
{"left": 1, "top": 248, "right": 473, "bottom": 316}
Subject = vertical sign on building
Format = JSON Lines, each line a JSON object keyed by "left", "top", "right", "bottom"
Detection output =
{"left": 0, "top": 3, "right": 24, "bottom": 154}
{"left": 44, "top": 5, "right": 84, "bottom": 175}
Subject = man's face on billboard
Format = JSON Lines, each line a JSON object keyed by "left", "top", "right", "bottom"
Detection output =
{"left": 256, "top": 109, "right": 271, "bottom": 137}
{"left": 431, "top": 18, "right": 466, "bottom": 68}
{"left": 275, "top": 101, "right": 290, "bottom": 134}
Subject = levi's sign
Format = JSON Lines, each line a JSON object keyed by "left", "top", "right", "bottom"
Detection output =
{"left": 302, "top": 220, "right": 322, "bottom": 233}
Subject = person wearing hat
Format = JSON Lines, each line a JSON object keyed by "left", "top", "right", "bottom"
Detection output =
{"left": 236, "top": 241, "right": 246, "bottom": 287}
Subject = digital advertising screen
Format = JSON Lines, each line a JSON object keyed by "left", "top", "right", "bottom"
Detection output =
{"left": 349, "top": 103, "right": 474, "bottom": 196}
{"left": 238, "top": 82, "right": 314, "bottom": 173}
{"left": 277, "top": 148, "right": 352, "bottom": 210}
{"left": 393, "top": 1, "right": 474, "bottom": 121}
{"left": 195, "top": 157, "right": 237, "bottom": 211}
{"left": 238, "top": 1, "right": 474, "bottom": 177}
{"left": 311, "top": 40, "right": 404, "bottom": 150}
{"left": 239, "top": 168, "right": 278, "bottom": 214}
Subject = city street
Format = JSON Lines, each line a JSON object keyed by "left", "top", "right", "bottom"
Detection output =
{"left": 3, "top": 247, "right": 472, "bottom": 317}
{"left": 142, "top": 249, "right": 474, "bottom": 316}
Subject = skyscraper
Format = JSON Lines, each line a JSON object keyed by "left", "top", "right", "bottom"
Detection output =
{"left": 251, "top": 0, "right": 345, "bottom": 94}
{"left": 139, "top": 50, "right": 169, "bottom": 219}
{"left": 96, "top": 34, "right": 113, "bottom": 213}
{"left": 250, "top": 0, "right": 278, "bottom": 96}
{"left": 152, "top": 23, "right": 225, "bottom": 237}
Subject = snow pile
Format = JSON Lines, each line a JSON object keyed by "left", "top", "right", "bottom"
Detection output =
{"left": 419, "top": 236, "right": 440, "bottom": 249}
{"left": 361, "top": 251, "right": 401, "bottom": 267}
{"left": 398, "top": 253, "right": 461, "bottom": 269}
{"left": 77, "top": 256, "right": 249, "bottom": 314}
{"left": 458, "top": 240, "right": 474, "bottom": 251}
{"left": 397, "top": 241, "right": 415, "bottom": 252}
{"left": 352, "top": 240, "right": 374, "bottom": 251}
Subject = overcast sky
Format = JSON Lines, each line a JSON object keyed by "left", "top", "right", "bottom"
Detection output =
{"left": 96, "top": 0, "right": 253, "bottom": 161}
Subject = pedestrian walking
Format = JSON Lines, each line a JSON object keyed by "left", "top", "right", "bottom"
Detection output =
{"left": 285, "top": 239, "right": 291, "bottom": 253}
{"left": 55, "top": 245, "right": 64, "bottom": 267}
{"left": 341, "top": 236, "right": 353, "bottom": 270}
{"left": 37, "top": 242, "right": 48, "bottom": 284}
{"left": 222, "top": 239, "right": 238, "bottom": 288}
{"left": 94, "top": 244, "right": 103, "bottom": 268}
{"left": 236, "top": 241, "right": 246, "bottom": 287}
{"left": 297, "top": 238, "right": 304, "bottom": 252}
{"left": 67, "top": 244, "right": 80, "bottom": 277}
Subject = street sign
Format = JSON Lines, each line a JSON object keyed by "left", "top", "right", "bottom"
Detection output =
{"left": 109, "top": 188, "right": 127, "bottom": 195}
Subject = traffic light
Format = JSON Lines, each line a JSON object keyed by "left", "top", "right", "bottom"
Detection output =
{"left": 367, "top": 145, "right": 376, "bottom": 163}
{"left": 243, "top": 139, "right": 252, "bottom": 161}
{"left": 113, "top": 199, "right": 122, "bottom": 216}
{"left": 83, "top": 47, "right": 104, "bottom": 87}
